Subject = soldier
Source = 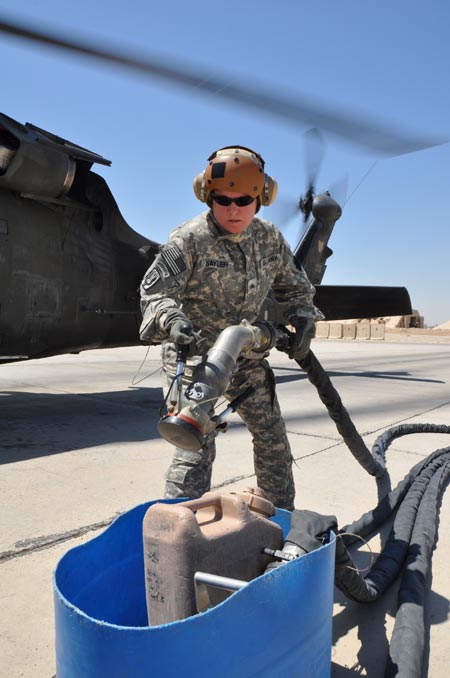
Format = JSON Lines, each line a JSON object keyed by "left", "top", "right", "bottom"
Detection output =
{"left": 139, "top": 146, "right": 323, "bottom": 510}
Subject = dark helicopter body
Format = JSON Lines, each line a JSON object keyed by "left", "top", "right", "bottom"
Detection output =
{"left": 0, "top": 112, "right": 411, "bottom": 364}
{"left": 0, "top": 113, "right": 158, "bottom": 362}
{"left": 294, "top": 192, "right": 411, "bottom": 321}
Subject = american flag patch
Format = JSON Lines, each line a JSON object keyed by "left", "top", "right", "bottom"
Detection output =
{"left": 160, "top": 244, "right": 186, "bottom": 275}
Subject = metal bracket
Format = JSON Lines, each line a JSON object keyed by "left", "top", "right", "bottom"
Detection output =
{"left": 194, "top": 571, "right": 247, "bottom": 613}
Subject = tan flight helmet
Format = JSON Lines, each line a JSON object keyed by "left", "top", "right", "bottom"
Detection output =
{"left": 193, "top": 146, "right": 278, "bottom": 212}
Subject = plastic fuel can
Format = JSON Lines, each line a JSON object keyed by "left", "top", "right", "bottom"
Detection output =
{"left": 142, "top": 491, "right": 283, "bottom": 625}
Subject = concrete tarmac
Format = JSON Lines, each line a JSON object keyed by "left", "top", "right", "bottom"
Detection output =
{"left": 1, "top": 338, "right": 450, "bottom": 677}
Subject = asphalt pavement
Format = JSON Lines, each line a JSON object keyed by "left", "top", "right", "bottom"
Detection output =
{"left": 1, "top": 338, "right": 450, "bottom": 677}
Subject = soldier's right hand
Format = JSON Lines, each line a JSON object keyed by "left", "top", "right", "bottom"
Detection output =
{"left": 170, "top": 321, "right": 208, "bottom": 357}
{"left": 169, "top": 318, "right": 194, "bottom": 346}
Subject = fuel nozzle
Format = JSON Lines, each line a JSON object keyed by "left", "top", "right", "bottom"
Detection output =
{"left": 158, "top": 321, "right": 277, "bottom": 451}
{"left": 157, "top": 411, "right": 205, "bottom": 451}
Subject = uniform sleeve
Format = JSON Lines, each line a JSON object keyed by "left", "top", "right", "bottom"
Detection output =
{"left": 272, "top": 234, "right": 324, "bottom": 321}
{"left": 139, "top": 233, "right": 194, "bottom": 342}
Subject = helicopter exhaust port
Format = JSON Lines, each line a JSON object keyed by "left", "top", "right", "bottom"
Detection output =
{"left": 0, "top": 128, "right": 19, "bottom": 175}
{"left": 0, "top": 121, "right": 76, "bottom": 197}
{"left": 0, "top": 113, "right": 110, "bottom": 199}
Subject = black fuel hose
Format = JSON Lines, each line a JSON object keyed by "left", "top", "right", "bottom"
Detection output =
{"left": 283, "top": 350, "right": 450, "bottom": 676}
{"left": 336, "top": 447, "right": 450, "bottom": 600}
{"left": 337, "top": 442, "right": 450, "bottom": 678}
{"left": 297, "top": 350, "right": 385, "bottom": 477}
{"left": 285, "top": 425, "right": 450, "bottom": 677}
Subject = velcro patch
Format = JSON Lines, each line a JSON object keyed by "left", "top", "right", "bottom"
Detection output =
{"left": 211, "top": 162, "right": 226, "bottom": 179}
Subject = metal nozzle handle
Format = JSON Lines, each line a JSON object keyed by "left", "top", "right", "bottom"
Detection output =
{"left": 176, "top": 321, "right": 193, "bottom": 363}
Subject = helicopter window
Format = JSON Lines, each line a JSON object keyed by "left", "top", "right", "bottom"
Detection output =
{"left": 0, "top": 129, "right": 19, "bottom": 175}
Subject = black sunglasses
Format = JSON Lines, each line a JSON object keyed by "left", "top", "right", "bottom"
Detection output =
{"left": 212, "top": 194, "right": 255, "bottom": 207}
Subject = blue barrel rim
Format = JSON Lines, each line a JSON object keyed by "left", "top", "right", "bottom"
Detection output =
{"left": 54, "top": 499, "right": 335, "bottom": 631}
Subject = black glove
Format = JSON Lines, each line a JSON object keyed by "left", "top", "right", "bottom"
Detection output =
{"left": 166, "top": 313, "right": 208, "bottom": 357}
{"left": 288, "top": 316, "right": 315, "bottom": 360}
{"left": 169, "top": 317, "right": 194, "bottom": 345}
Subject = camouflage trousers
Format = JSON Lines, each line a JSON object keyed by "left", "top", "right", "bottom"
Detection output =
{"left": 163, "top": 358, "right": 295, "bottom": 510}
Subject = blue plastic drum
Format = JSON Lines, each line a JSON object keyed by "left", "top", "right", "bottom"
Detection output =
{"left": 54, "top": 499, "right": 335, "bottom": 678}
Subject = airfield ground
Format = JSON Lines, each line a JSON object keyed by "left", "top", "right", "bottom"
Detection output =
{"left": 1, "top": 336, "right": 450, "bottom": 677}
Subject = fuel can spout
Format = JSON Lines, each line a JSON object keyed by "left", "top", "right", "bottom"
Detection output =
{"left": 157, "top": 321, "right": 277, "bottom": 451}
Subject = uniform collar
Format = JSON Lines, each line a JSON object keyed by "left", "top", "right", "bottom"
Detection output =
{"left": 207, "top": 211, "right": 254, "bottom": 243}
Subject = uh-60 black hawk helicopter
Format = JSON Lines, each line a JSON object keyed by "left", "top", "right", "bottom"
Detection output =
{"left": 0, "top": 15, "right": 444, "bottom": 365}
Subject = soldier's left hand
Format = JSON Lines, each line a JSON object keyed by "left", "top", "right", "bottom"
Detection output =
{"left": 288, "top": 317, "right": 315, "bottom": 360}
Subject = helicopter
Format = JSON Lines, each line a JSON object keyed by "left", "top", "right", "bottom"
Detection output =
{"left": 0, "top": 111, "right": 160, "bottom": 362}
{"left": 2, "top": 14, "right": 443, "bottom": 364}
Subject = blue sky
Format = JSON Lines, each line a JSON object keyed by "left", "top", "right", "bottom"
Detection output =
{"left": 1, "top": 1, "right": 449, "bottom": 325}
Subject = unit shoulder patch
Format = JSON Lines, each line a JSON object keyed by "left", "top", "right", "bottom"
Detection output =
{"left": 142, "top": 244, "right": 187, "bottom": 292}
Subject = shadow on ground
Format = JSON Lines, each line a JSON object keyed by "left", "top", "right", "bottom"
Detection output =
{"left": 0, "top": 386, "right": 162, "bottom": 464}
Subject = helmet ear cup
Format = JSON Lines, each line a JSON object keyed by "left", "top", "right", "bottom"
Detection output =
{"left": 193, "top": 172, "right": 207, "bottom": 202}
{"left": 260, "top": 175, "right": 278, "bottom": 206}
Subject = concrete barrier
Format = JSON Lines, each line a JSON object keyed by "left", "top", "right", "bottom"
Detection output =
{"left": 356, "top": 323, "right": 370, "bottom": 340}
{"left": 317, "top": 321, "right": 385, "bottom": 341}
{"left": 370, "top": 324, "right": 385, "bottom": 340}
{"left": 342, "top": 324, "right": 357, "bottom": 340}
{"left": 329, "top": 323, "right": 343, "bottom": 339}
{"left": 316, "top": 322, "right": 330, "bottom": 338}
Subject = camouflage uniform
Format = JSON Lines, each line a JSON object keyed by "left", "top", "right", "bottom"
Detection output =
{"left": 140, "top": 210, "right": 322, "bottom": 510}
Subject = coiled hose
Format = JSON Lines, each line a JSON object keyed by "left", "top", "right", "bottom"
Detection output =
{"left": 291, "top": 350, "right": 450, "bottom": 677}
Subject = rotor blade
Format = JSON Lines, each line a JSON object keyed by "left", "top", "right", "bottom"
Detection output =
{"left": 304, "top": 128, "right": 325, "bottom": 188}
{"left": 0, "top": 14, "right": 446, "bottom": 156}
{"left": 263, "top": 195, "right": 300, "bottom": 229}
{"left": 327, "top": 175, "right": 349, "bottom": 206}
